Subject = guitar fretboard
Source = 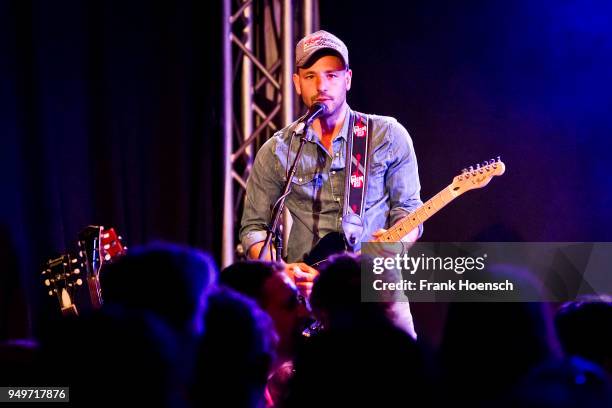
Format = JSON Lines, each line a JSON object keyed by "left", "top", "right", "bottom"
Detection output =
{"left": 376, "top": 184, "right": 458, "bottom": 242}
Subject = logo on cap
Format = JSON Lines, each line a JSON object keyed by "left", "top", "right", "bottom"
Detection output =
{"left": 304, "top": 35, "right": 324, "bottom": 49}
{"left": 296, "top": 30, "right": 348, "bottom": 67}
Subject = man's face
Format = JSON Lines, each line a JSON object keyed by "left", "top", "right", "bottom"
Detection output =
{"left": 262, "top": 273, "right": 310, "bottom": 358}
{"left": 292, "top": 55, "right": 352, "bottom": 119}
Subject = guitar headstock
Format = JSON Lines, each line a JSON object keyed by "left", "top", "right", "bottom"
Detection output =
{"left": 451, "top": 157, "right": 506, "bottom": 194}
{"left": 78, "top": 225, "right": 127, "bottom": 309}
{"left": 41, "top": 254, "right": 83, "bottom": 316}
{"left": 41, "top": 225, "right": 128, "bottom": 316}
{"left": 78, "top": 225, "right": 127, "bottom": 269}
{"left": 99, "top": 227, "right": 127, "bottom": 263}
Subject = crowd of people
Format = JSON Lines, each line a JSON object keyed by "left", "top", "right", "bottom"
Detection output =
{"left": 2, "top": 242, "right": 610, "bottom": 407}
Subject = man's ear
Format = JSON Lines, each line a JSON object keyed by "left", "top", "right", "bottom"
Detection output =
{"left": 345, "top": 69, "right": 352, "bottom": 91}
{"left": 292, "top": 73, "right": 301, "bottom": 95}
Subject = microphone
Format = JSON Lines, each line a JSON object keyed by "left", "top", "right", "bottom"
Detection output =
{"left": 294, "top": 102, "right": 328, "bottom": 134}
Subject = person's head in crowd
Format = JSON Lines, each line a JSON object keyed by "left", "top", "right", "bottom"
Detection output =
{"left": 286, "top": 327, "right": 429, "bottom": 408}
{"left": 504, "top": 356, "right": 612, "bottom": 408}
{"left": 101, "top": 242, "right": 217, "bottom": 335}
{"left": 555, "top": 295, "right": 612, "bottom": 374}
{"left": 221, "top": 261, "right": 310, "bottom": 360}
{"left": 266, "top": 360, "right": 295, "bottom": 408}
{"left": 310, "top": 253, "right": 393, "bottom": 331}
{"left": 439, "top": 264, "right": 558, "bottom": 406}
{"left": 285, "top": 253, "right": 430, "bottom": 407}
{"left": 0, "top": 339, "right": 39, "bottom": 385}
{"left": 195, "top": 286, "right": 276, "bottom": 408}
{"left": 40, "top": 305, "right": 187, "bottom": 407}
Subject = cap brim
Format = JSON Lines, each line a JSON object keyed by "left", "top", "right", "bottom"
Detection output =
{"left": 297, "top": 48, "right": 347, "bottom": 69}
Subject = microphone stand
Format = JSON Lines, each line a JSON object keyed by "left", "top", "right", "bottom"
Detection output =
{"left": 258, "top": 125, "right": 311, "bottom": 261}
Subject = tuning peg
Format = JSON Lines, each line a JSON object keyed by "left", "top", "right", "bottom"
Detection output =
{"left": 461, "top": 168, "right": 468, "bottom": 174}
{"left": 476, "top": 163, "right": 480, "bottom": 169}
{"left": 469, "top": 166, "right": 474, "bottom": 172}
{"left": 497, "top": 156, "right": 501, "bottom": 162}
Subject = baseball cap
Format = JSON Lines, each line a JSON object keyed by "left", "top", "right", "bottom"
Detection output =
{"left": 295, "top": 30, "right": 349, "bottom": 68}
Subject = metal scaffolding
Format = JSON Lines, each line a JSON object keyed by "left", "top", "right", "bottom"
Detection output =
{"left": 222, "top": 0, "right": 319, "bottom": 267}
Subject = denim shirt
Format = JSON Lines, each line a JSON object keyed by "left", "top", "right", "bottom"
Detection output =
{"left": 240, "top": 107, "right": 423, "bottom": 263}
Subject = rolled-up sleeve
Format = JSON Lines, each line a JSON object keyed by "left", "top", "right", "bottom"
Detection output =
{"left": 385, "top": 120, "right": 424, "bottom": 237}
{"left": 239, "top": 137, "right": 283, "bottom": 252}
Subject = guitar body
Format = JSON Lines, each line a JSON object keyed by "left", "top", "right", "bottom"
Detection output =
{"left": 303, "top": 232, "right": 349, "bottom": 268}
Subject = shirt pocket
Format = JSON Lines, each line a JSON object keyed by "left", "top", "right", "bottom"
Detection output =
{"left": 290, "top": 172, "right": 322, "bottom": 208}
{"left": 366, "top": 162, "right": 386, "bottom": 207}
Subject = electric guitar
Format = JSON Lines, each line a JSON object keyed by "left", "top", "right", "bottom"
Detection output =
{"left": 303, "top": 157, "right": 506, "bottom": 267}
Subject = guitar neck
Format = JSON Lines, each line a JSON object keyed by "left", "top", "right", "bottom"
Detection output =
{"left": 88, "top": 276, "right": 103, "bottom": 309}
{"left": 304, "top": 158, "right": 504, "bottom": 264}
{"left": 377, "top": 183, "right": 460, "bottom": 242}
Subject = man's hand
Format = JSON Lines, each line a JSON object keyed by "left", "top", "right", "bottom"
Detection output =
{"left": 248, "top": 241, "right": 275, "bottom": 261}
{"left": 284, "top": 262, "right": 319, "bottom": 299}
{"left": 248, "top": 243, "right": 318, "bottom": 297}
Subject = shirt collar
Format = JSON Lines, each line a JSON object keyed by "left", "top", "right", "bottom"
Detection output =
{"left": 305, "top": 105, "right": 351, "bottom": 143}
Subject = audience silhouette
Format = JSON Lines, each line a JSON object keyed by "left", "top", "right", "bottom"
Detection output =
{"left": 4, "top": 243, "right": 608, "bottom": 407}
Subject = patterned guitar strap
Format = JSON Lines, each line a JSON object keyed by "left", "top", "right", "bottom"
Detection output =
{"left": 342, "top": 110, "right": 372, "bottom": 251}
